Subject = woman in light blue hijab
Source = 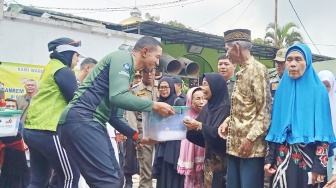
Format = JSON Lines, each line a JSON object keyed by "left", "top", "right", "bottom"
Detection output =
{"left": 264, "top": 43, "right": 336, "bottom": 188}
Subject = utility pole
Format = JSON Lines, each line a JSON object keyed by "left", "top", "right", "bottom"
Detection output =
{"left": 274, "top": 0, "right": 278, "bottom": 47}
{"left": 0, "top": 0, "right": 4, "bottom": 21}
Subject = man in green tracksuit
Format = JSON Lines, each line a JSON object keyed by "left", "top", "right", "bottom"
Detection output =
{"left": 57, "top": 36, "right": 174, "bottom": 188}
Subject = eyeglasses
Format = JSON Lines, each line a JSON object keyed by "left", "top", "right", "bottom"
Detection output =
{"left": 159, "top": 86, "right": 170, "bottom": 91}
{"left": 68, "top": 40, "right": 81, "bottom": 47}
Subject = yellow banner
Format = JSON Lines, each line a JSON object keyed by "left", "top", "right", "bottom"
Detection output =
{"left": 0, "top": 62, "right": 45, "bottom": 99}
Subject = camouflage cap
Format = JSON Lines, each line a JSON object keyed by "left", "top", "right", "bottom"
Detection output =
{"left": 273, "top": 48, "right": 287, "bottom": 62}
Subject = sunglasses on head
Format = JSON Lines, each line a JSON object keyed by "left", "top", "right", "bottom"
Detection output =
{"left": 68, "top": 40, "right": 81, "bottom": 47}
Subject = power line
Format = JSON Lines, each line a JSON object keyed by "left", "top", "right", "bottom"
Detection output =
{"left": 289, "top": 0, "right": 321, "bottom": 55}
{"left": 229, "top": 0, "right": 255, "bottom": 29}
{"left": 28, "top": 0, "right": 197, "bottom": 11}
{"left": 141, "top": 0, "right": 204, "bottom": 10}
{"left": 30, "top": 0, "right": 204, "bottom": 15}
{"left": 196, "top": 0, "right": 243, "bottom": 28}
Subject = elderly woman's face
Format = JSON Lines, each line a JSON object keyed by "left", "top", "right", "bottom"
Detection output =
{"left": 201, "top": 80, "right": 212, "bottom": 100}
{"left": 285, "top": 51, "right": 307, "bottom": 79}
{"left": 191, "top": 90, "right": 205, "bottom": 112}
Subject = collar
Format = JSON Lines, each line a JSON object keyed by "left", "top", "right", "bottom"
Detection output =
{"left": 24, "top": 94, "right": 32, "bottom": 103}
{"left": 229, "top": 76, "right": 235, "bottom": 82}
{"left": 179, "top": 92, "right": 186, "bottom": 99}
{"left": 240, "top": 56, "right": 255, "bottom": 68}
{"left": 138, "top": 81, "right": 155, "bottom": 91}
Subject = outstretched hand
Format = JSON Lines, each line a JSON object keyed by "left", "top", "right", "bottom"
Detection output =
{"left": 152, "top": 102, "right": 175, "bottom": 117}
{"left": 139, "top": 137, "right": 158, "bottom": 145}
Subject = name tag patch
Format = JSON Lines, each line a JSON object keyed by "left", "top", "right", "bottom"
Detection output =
{"left": 136, "top": 92, "right": 147, "bottom": 97}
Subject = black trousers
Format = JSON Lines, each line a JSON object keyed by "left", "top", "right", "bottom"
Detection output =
{"left": 122, "top": 138, "right": 139, "bottom": 175}
{"left": 57, "top": 121, "right": 124, "bottom": 188}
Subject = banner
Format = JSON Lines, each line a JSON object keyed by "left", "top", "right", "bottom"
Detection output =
{"left": 0, "top": 62, "right": 45, "bottom": 99}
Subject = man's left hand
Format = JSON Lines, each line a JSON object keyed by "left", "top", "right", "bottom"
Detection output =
{"left": 238, "top": 138, "right": 253, "bottom": 158}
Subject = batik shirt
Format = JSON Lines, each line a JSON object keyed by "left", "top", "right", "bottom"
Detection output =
{"left": 226, "top": 56, "right": 272, "bottom": 158}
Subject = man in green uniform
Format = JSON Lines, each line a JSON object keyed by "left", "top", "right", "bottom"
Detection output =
{"left": 217, "top": 53, "right": 236, "bottom": 98}
{"left": 57, "top": 36, "right": 174, "bottom": 188}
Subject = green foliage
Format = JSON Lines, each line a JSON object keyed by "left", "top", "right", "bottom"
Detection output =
{"left": 163, "top": 20, "right": 192, "bottom": 30}
{"left": 265, "top": 22, "right": 304, "bottom": 48}
{"left": 182, "top": 80, "right": 189, "bottom": 93}
{"left": 252, "top": 38, "right": 272, "bottom": 46}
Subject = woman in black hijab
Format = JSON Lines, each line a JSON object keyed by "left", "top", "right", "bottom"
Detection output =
{"left": 185, "top": 73, "right": 230, "bottom": 188}
{"left": 152, "top": 76, "right": 185, "bottom": 188}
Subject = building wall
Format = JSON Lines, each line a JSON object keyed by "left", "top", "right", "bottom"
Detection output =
{"left": 0, "top": 12, "right": 144, "bottom": 68}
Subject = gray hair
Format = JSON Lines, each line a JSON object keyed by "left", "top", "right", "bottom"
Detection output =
{"left": 25, "top": 79, "right": 37, "bottom": 85}
{"left": 227, "top": 40, "right": 253, "bottom": 51}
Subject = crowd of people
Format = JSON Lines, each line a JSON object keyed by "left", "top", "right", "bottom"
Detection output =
{"left": 0, "top": 28, "right": 335, "bottom": 188}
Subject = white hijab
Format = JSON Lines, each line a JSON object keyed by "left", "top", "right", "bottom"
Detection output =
{"left": 318, "top": 70, "right": 336, "bottom": 134}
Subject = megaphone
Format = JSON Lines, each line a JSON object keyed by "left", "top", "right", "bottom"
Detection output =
{"left": 177, "top": 57, "right": 200, "bottom": 77}
{"left": 159, "top": 53, "right": 182, "bottom": 75}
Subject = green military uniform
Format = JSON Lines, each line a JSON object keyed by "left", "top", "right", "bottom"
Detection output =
{"left": 125, "top": 80, "right": 159, "bottom": 188}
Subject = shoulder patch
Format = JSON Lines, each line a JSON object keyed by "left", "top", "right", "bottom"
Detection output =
{"left": 132, "top": 83, "right": 140, "bottom": 89}
{"left": 271, "top": 82, "right": 279, "bottom": 90}
{"left": 123, "top": 63, "right": 130, "bottom": 72}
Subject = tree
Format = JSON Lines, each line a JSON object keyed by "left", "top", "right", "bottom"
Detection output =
{"left": 252, "top": 38, "right": 272, "bottom": 46}
{"left": 163, "top": 20, "right": 192, "bottom": 30}
{"left": 265, "top": 22, "right": 304, "bottom": 48}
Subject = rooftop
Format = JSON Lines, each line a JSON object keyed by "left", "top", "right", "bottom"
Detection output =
{"left": 6, "top": 3, "right": 335, "bottom": 62}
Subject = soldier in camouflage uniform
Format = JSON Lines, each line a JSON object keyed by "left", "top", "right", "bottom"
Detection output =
{"left": 125, "top": 69, "right": 159, "bottom": 188}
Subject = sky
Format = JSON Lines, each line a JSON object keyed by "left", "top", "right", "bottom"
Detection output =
{"left": 6, "top": 0, "right": 336, "bottom": 57}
